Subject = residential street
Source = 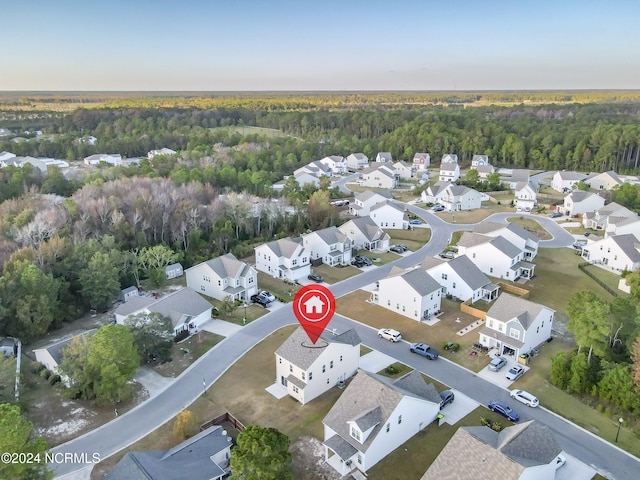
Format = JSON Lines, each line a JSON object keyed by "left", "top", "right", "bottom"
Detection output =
{"left": 50, "top": 199, "right": 638, "bottom": 480}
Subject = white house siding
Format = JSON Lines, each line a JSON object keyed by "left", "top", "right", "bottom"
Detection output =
{"left": 302, "top": 234, "right": 351, "bottom": 266}
{"left": 482, "top": 306, "right": 553, "bottom": 357}
{"left": 275, "top": 343, "right": 359, "bottom": 405}
{"left": 563, "top": 193, "right": 605, "bottom": 217}
{"left": 462, "top": 248, "right": 522, "bottom": 280}
{"left": 185, "top": 263, "right": 257, "bottom": 301}
{"left": 581, "top": 236, "right": 640, "bottom": 273}
{"left": 426, "top": 264, "right": 481, "bottom": 303}
{"left": 33, "top": 349, "right": 58, "bottom": 374}
{"left": 363, "top": 397, "right": 439, "bottom": 472}
{"left": 370, "top": 204, "right": 407, "bottom": 229}
{"left": 377, "top": 277, "right": 441, "bottom": 321}
{"left": 587, "top": 173, "right": 622, "bottom": 191}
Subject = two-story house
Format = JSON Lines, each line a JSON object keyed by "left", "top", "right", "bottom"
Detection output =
{"left": 185, "top": 253, "right": 257, "bottom": 301}
{"left": 302, "top": 226, "right": 353, "bottom": 266}
{"left": 422, "top": 421, "right": 564, "bottom": 480}
{"left": 479, "top": 293, "right": 554, "bottom": 358}
{"left": 422, "top": 256, "right": 500, "bottom": 304}
{"left": 412, "top": 152, "right": 430, "bottom": 171}
{"left": 393, "top": 161, "right": 413, "bottom": 180}
{"left": 421, "top": 181, "right": 450, "bottom": 204}
{"left": 318, "top": 155, "right": 347, "bottom": 175}
{"left": 275, "top": 327, "right": 361, "bottom": 405}
{"left": 323, "top": 370, "right": 441, "bottom": 476}
{"left": 255, "top": 237, "right": 310, "bottom": 281}
{"left": 114, "top": 288, "right": 213, "bottom": 336}
{"left": 346, "top": 153, "right": 369, "bottom": 171}
{"left": 585, "top": 170, "right": 624, "bottom": 190}
{"left": 339, "top": 216, "right": 391, "bottom": 251}
{"left": 456, "top": 233, "right": 535, "bottom": 280}
{"left": 605, "top": 216, "right": 640, "bottom": 241}
{"left": 361, "top": 164, "right": 399, "bottom": 189}
{"left": 369, "top": 200, "right": 409, "bottom": 229}
{"left": 581, "top": 234, "right": 640, "bottom": 274}
{"left": 439, "top": 162, "right": 460, "bottom": 183}
{"left": 551, "top": 170, "right": 588, "bottom": 192}
{"left": 474, "top": 222, "right": 539, "bottom": 261}
{"left": 508, "top": 169, "right": 530, "bottom": 189}
{"left": 440, "top": 185, "right": 484, "bottom": 211}
{"left": 582, "top": 202, "right": 636, "bottom": 230}
{"left": 373, "top": 267, "right": 442, "bottom": 321}
{"left": 349, "top": 190, "right": 393, "bottom": 217}
{"left": 470, "top": 155, "right": 495, "bottom": 180}
{"left": 294, "top": 161, "right": 332, "bottom": 179}
{"left": 514, "top": 182, "right": 537, "bottom": 211}
{"left": 561, "top": 190, "right": 605, "bottom": 217}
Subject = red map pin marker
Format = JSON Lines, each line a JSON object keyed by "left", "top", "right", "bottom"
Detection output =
{"left": 292, "top": 284, "right": 336, "bottom": 344}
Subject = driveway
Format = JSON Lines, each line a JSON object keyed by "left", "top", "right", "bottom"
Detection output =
{"left": 133, "top": 366, "right": 173, "bottom": 398}
{"left": 359, "top": 350, "right": 396, "bottom": 373}
{"left": 200, "top": 319, "right": 242, "bottom": 337}
{"left": 476, "top": 354, "right": 529, "bottom": 389}
{"left": 440, "top": 390, "right": 479, "bottom": 426}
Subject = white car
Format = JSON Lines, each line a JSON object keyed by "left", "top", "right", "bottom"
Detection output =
{"left": 259, "top": 291, "right": 275, "bottom": 303}
{"left": 510, "top": 389, "right": 539, "bottom": 407}
{"left": 377, "top": 328, "right": 402, "bottom": 342}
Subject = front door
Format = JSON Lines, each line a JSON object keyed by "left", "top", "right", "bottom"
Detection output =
{"left": 281, "top": 376, "right": 288, "bottom": 387}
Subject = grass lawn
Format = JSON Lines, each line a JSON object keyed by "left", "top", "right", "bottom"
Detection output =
{"left": 433, "top": 202, "right": 513, "bottom": 224}
{"left": 200, "top": 296, "right": 269, "bottom": 325}
{"left": 257, "top": 272, "right": 302, "bottom": 302}
{"left": 91, "top": 325, "right": 344, "bottom": 480}
{"left": 355, "top": 249, "right": 402, "bottom": 265}
{"left": 337, "top": 291, "right": 491, "bottom": 373}
{"left": 153, "top": 331, "right": 225, "bottom": 378}
{"left": 565, "top": 226, "right": 590, "bottom": 235}
{"left": 394, "top": 192, "right": 420, "bottom": 203}
{"left": 449, "top": 230, "right": 464, "bottom": 246}
{"left": 582, "top": 264, "right": 628, "bottom": 297}
{"left": 377, "top": 362, "right": 412, "bottom": 379}
{"left": 311, "top": 263, "right": 360, "bottom": 284}
{"left": 387, "top": 227, "right": 432, "bottom": 251}
{"left": 506, "top": 216, "right": 552, "bottom": 240}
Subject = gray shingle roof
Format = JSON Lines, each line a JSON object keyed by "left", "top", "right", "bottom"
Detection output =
{"left": 323, "top": 435, "right": 358, "bottom": 461}
{"left": 475, "top": 164, "right": 494, "bottom": 174}
{"left": 444, "top": 256, "right": 491, "bottom": 290}
{"left": 489, "top": 236, "right": 522, "bottom": 258}
{"left": 486, "top": 293, "right": 550, "bottom": 328}
{"left": 354, "top": 406, "right": 382, "bottom": 431}
{"left": 421, "top": 257, "right": 446, "bottom": 270}
{"left": 201, "top": 253, "right": 246, "bottom": 279}
{"left": 106, "top": 425, "right": 230, "bottom": 480}
{"left": 147, "top": 288, "right": 212, "bottom": 327}
{"left": 511, "top": 169, "right": 530, "bottom": 182}
{"left": 425, "top": 181, "right": 450, "bottom": 196}
{"left": 457, "top": 232, "right": 491, "bottom": 248}
{"left": 440, "top": 163, "right": 458, "bottom": 172}
{"left": 275, "top": 327, "right": 361, "bottom": 369}
{"left": 114, "top": 296, "right": 154, "bottom": 316}
{"left": 377, "top": 152, "right": 393, "bottom": 161}
{"left": 262, "top": 237, "right": 303, "bottom": 259}
{"left": 568, "top": 190, "right": 595, "bottom": 202}
{"left": 608, "top": 234, "right": 640, "bottom": 262}
{"left": 323, "top": 370, "right": 438, "bottom": 455}
{"left": 343, "top": 216, "right": 390, "bottom": 242}
{"left": 308, "top": 226, "right": 348, "bottom": 246}
{"left": 389, "top": 370, "right": 441, "bottom": 403}
{"left": 355, "top": 190, "right": 392, "bottom": 202}
{"left": 399, "top": 268, "right": 441, "bottom": 296}
{"left": 40, "top": 329, "right": 97, "bottom": 366}
{"left": 557, "top": 170, "right": 587, "bottom": 181}
{"left": 370, "top": 199, "right": 404, "bottom": 214}
{"left": 444, "top": 185, "right": 474, "bottom": 197}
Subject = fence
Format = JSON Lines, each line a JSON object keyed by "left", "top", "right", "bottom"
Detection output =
{"left": 497, "top": 282, "right": 530, "bottom": 298}
{"left": 200, "top": 412, "right": 246, "bottom": 432}
{"left": 460, "top": 299, "right": 487, "bottom": 320}
{"left": 578, "top": 262, "right": 618, "bottom": 297}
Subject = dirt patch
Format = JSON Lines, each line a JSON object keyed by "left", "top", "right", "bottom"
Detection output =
{"left": 290, "top": 436, "right": 340, "bottom": 480}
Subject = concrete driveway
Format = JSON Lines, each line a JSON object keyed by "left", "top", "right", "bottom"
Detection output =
{"left": 359, "top": 350, "right": 397, "bottom": 373}
{"left": 477, "top": 354, "right": 529, "bottom": 390}
{"left": 200, "top": 319, "right": 242, "bottom": 337}
{"left": 440, "top": 390, "right": 479, "bottom": 426}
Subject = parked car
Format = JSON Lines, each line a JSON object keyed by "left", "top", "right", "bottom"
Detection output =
{"left": 432, "top": 205, "right": 445, "bottom": 212}
{"left": 389, "top": 245, "right": 404, "bottom": 254}
{"left": 510, "top": 389, "right": 539, "bottom": 407}
{"left": 352, "top": 255, "right": 372, "bottom": 266}
{"left": 549, "top": 211, "right": 563, "bottom": 218}
{"left": 524, "top": 206, "right": 531, "bottom": 212}
{"left": 439, "top": 390, "right": 455, "bottom": 410}
{"left": 516, "top": 206, "right": 523, "bottom": 212}
{"left": 307, "top": 273, "right": 324, "bottom": 283}
{"left": 259, "top": 291, "right": 275, "bottom": 303}
{"left": 488, "top": 401, "right": 520, "bottom": 422}
{"left": 250, "top": 293, "right": 271, "bottom": 307}
{"left": 409, "top": 343, "right": 439, "bottom": 360}
{"left": 554, "top": 453, "right": 567, "bottom": 469}
{"left": 505, "top": 365, "right": 525, "bottom": 381}
{"left": 573, "top": 240, "right": 587, "bottom": 249}
{"left": 378, "top": 328, "right": 402, "bottom": 342}
{"left": 397, "top": 244, "right": 409, "bottom": 252}
{"left": 410, "top": 219, "right": 423, "bottom": 225}
{"left": 488, "top": 356, "right": 507, "bottom": 372}
{"left": 439, "top": 251, "right": 455, "bottom": 259}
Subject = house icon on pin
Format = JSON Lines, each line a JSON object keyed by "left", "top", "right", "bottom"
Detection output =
{"left": 303, "top": 295, "right": 325, "bottom": 314}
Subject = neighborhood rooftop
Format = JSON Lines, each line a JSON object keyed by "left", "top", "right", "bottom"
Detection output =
{"left": 276, "top": 327, "right": 361, "bottom": 370}
{"left": 486, "top": 292, "right": 551, "bottom": 327}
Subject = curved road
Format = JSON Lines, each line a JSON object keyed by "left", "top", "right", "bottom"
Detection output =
{"left": 51, "top": 204, "right": 637, "bottom": 480}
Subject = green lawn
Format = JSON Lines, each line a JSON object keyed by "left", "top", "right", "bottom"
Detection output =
{"left": 433, "top": 202, "right": 513, "bottom": 224}
{"left": 355, "top": 249, "right": 401, "bottom": 265}
{"left": 506, "top": 216, "right": 552, "bottom": 240}
{"left": 449, "top": 230, "right": 464, "bottom": 246}
{"left": 200, "top": 296, "right": 269, "bottom": 325}
{"left": 387, "top": 227, "right": 432, "bottom": 251}
{"left": 582, "top": 264, "right": 628, "bottom": 297}
{"left": 311, "top": 264, "right": 360, "bottom": 284}
{"left": 256, "top": 272, "right": 302, "bottom": 302}
{"left": 154, "top": 331, "right": 225, "bottom": 377}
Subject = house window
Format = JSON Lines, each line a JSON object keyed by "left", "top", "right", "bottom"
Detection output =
{"left": 506, "top": 272, "right": 509, "bottom": 277}
{"left": 248, "top": 276, "right": 254, "bottom": 284}
{"left": 203, "top": 274, "right": 211, "bottom": 282}
{"left": 387, "top": 300, "right": 391, "bottom": 306}
{"left": 402, "top": 305, "right": 405, "bottom": 312}
{"left": 302, "top": 257, "right": 307, "bottom": 263}
{"left": 200, "top": 285, "right": 205, "bottom": 292}
{"left": 289, "top": 365, "right": 293, "bottom": 373}
{"left": 396, "top": 303, "right": 400, "bottom": 309}
{"left": 279, "top": 358, "right": 282, "bottom": 364}
{"left": 218, "top": 280, "right": 221, "bottom": 286}
{"left": 330, "top": 361, "right": 333, "bottom": 369}
{"left": 340, "top": 355, "right": 343, "bottom": 362}
{"left": 322, "top": 365, "right": 326, "bottom": 373}
{"left": 472, "top": 253, "right": 476, "bottom": 259}
{"left": 292, "top": 385, "right": 298, "bottom": 393}
{"left": 441, "top": 273, "right": 447, "bottom": 280}
{"left": 386, "top": 423, "right": 390, "bottom": 433}
{"left": 326, "top": 378, "right": 330, "bottom": 384}
{"left": 309, "top": 372, "right": 312, "bottom": 380}
{"left": 357, "top": 453, "right": 363, "bottom": 465}
{"left": 452, "top": 282, "right": 456, "bottom": 289}
{"left": 490, "top": 267, "right": 493, "bottom": 273}
{"left": 351, "top": 426, "right": 361, "bottom": 442}
{"left": 301, "top": 372, "right": 305, "bottom": 381}
{"left": 510, "top": 328, "right": 520, "bottom": 340}
{"left": 398, "top": 415, "right": 402, "bottom": 424}
{"left": 489, "top": 320, "right": 494, "bottom": 328}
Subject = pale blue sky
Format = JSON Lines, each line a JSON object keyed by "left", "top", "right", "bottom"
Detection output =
{"left": 1, "top": 0, "right": 639, "bottom": 90}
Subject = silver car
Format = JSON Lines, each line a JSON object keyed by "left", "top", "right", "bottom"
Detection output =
{"left": 506, "top": 365, "right": 525, "bottom": 381}
{"left": 488, "top": 356, "right": 507, "bottom": 372}
{"left": 377, "top": 328, "right": 402, "bottom": 342}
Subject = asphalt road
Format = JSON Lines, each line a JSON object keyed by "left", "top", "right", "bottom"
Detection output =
{"left": 50, "top": 198, "right": 638, "bottom": 480}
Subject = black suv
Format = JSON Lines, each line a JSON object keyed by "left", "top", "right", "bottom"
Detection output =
{"left": 250, "top": 293, "right": 270, "bottom": 307}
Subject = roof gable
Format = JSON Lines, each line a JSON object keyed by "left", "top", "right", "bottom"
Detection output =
{"left": 486, "top": 293, "right": 550, "bottom": 327}
{"left": 275, "top": 327, "right": 360, "bottom": 369}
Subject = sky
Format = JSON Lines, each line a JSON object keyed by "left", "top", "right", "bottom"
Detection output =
{"left": 1, "top": 0, "right": 639, "bottom": 91}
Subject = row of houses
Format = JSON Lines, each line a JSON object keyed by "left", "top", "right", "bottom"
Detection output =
{"left": 0, "top": 152, "right": 69, "bottom": 172}
{"left": 552, "top": 170, "right": 640, "bottom": 193}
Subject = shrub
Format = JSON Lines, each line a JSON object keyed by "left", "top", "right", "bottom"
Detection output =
{"left": 31, "top": 362, "right": 46, "bottom": 374}
{"left": 385, "top": 365, "right": 399, "bottom": 374}
{"left": 452, "top": 343, "right": 460, "bottom": 352}
{"left": 49, "top": 374, "right": 61, "bottom": 385}
{"left": 40, "top": 368, "right": 51, "bottom": 380}
{"left": 480, "top": 416, "right": 490, "bottom": 426}
{"left": 491, "top": 421, "right": 503, "bottom": 432}
{"left": 174, "top": 330, "right": 190, "bottom": 343}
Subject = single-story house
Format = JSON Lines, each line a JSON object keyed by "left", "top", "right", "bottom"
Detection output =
{"left": 33, "top": 329, "right": 97, "bottom": 385}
